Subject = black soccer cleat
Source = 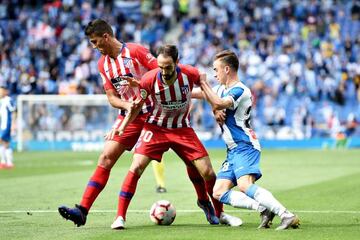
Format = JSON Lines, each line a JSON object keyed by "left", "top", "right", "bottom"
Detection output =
{"left": 58, "top": 204, "right": 88, "bottom": 227}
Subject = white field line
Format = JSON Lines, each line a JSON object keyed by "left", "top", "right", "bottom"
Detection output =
{"left": 0, "top": 209, "right": 360, "bottom": 214}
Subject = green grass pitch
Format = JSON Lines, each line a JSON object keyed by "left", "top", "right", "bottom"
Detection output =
{"left": 1, "top": 149, "right": 360, "bottom": 240}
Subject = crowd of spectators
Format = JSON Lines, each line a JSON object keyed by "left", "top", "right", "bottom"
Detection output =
{"left": 1, "top": 0, "right": 359, "bottom": 140}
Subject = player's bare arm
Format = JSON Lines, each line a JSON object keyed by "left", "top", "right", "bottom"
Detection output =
{"left": 191, "top": 87, "right": 205, "bottom": 99}
{"left": 192, "top": 86, "right": 225, "bottom": 124}
{"left": 105, "top": 89, "right": 133, "bottom": 112}
{"left": 116, "top": 98, "right": 144, "bottom": 136}
{"left": 199, "top": 74, "right": 232, "bottom": 110}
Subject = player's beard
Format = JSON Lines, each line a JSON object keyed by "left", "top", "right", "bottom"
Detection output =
{"left": 163, "top": 71, "right": 176, "bottom": 81}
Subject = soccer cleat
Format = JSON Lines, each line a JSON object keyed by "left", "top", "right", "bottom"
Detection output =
{"left": 111, "top": 216, "right": 125, "bottom": 230}
{"left": 58, "top": 204, "right": 87, "bottom": 227}
{"left": 276, "top": 215, "right": 300, "bottom": 230}
{"left": 219, "top": 212, "right": 243, "bottom": 227}
{"left": 258, "top": 209, "right": 275, "bottom": 229}
{"left": 156, "top": 186, "right": 167, "bottom": 193}
{"left": 197, "top": 200, "right": 219, "bottom": 225}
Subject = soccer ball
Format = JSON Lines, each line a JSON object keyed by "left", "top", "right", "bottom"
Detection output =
{"left": 149, "top": 200, "right": 176, "bottom": 225}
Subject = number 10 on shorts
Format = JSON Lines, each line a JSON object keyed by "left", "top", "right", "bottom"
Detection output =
{"left": 135, "top": 130, "right": 153, "bottom": 148}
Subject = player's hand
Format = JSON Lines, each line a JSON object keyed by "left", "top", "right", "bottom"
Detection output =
{"left": 105, "top": 128, "right": 117, "bottom": 140}
{"left": 104, "top": 127, "right": 124, "bottom": 140}
{"left": 199, "top": 72, "right": 207, "bottom": 86}
{"left": 122, "top": 76, "right": 140, "bottom": 87}
{"left": 214, "top": 109, "right": 226, "bottom": 125}
{"left": 123, "top": 101, "right": 133, "bottom": 112}
{"left": 131, "top": 98, "right": 143, "bottom": 111}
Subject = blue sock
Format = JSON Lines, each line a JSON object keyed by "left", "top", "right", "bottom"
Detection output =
{"left": 245, "top": 184, "right": 258, "bottom": 199}
{"left": 219, "top": 190, "right": 231, "bottom": 205}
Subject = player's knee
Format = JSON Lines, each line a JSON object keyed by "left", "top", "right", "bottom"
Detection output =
{"left": 212, "top": 188, "right": 223, "bottom": 200}
{"left": 237, "top": 175, "right": 255, "bottom": 192}
{"left": 237, "top": 184, "right": 248, "bottom": 193}
{"left": 237, "top": 181, "right": 252, "bottom": 193}
{"left": 98, "top": 152, "right": 116, "bottom": 169}
{"left": 201, "top": 168, "right": 216, "bottom": 180}
{"left": 129, "top": 157, "right": 150, "bottom": 176}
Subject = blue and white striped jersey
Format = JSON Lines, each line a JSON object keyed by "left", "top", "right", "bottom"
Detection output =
{"left": 214, "top": 82, "right": 260, "bottom": 151}
{"left": 0, "top": 96, "right": 16, "bottom": 131}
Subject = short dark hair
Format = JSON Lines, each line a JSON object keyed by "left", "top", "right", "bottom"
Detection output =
{"left": 84, "top": 19, "right": 114, "bottom": 37}
{"left": 214, "top": 50, "right": 239, "bottom": 71}
{"left": 156, "top": 44, "right": 178, "bottom": 63}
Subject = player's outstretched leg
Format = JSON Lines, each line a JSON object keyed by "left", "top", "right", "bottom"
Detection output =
{"left": 58, "top": 204, "right": 88, "bottom": 227}
{"left": 58, "top": 165, "right": 110, "bottom": 227}
{"left": 245, "top": 184, "right": 300, "bottom": 230}
{"left": 217, "top": 189, "right": 270, "bottom": 227}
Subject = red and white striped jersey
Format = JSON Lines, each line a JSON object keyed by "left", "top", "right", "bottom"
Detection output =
{"left": 98, "top": 42, "right": 157, "bottom": 116}
{"left": 139, "top": 64, "right": 200, "bottom": 128}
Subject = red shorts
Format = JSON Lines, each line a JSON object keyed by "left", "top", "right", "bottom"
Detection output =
{"left": 134, "top": 123, "right": 208, "bottom": 162}
{"left": 111, "top": 114, "right": 148, "bottom": 150}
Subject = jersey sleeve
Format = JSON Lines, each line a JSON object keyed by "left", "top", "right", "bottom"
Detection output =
{"left": 226, "top": 87, "right": 244, "bottom": 110}
{"left": 135, "top": 44, "right": 158, "bottom": 70}
{"left": 98, "top": 57, "right": 115, "bottom": 91}
{"left": 139, "top": 71, "right": 155, "bottom": 100}
{"left": 183, "top": 65, "right": 200, "bottom": 85}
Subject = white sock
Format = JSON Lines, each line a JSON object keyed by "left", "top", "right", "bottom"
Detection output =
{"left": 5, "top": 148, "right": 13, "bottom": 165}
{"left": 0, "top": 146, "right": 6, "bottom": 164}
{"left": 247, "top": 185, "right": 290, "bottom": 217}
{"left": 220, "top": 190, "right": 266, "bottom": 212}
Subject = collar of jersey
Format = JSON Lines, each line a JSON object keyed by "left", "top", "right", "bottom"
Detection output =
{"left": 119, "top": 42, "right": 126, "bottom": 57}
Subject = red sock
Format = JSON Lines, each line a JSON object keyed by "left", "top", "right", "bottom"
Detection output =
{"left": 205, "top": 177, "right": 223, "bottom": 218}
{"left": 80, "top": 166, "right": 110, "bottom": 211}
{"left": 117, "top": 171, "right": 140, "bottom": 220}
{"left": 186, "top": 166, "right": 209, "bottom": 201}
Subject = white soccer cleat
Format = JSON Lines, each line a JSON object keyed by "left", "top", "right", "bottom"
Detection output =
{"left": 111, "top": 216, "right": 125, "bottom": 230}
{"left": 219, "top": 212, "right": 243, "bottom": 227}
{"left": 276, "top": 214, "right": 300, "bottom": 230}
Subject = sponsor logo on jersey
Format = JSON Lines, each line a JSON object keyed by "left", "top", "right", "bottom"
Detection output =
{"left": 161, "top": 100, "right": 187, "bottom": 110}
{"left": 111, "top": 77, "right": 129, "bottom": 90}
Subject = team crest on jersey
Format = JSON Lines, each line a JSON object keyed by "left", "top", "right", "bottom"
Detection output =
{"left": 123, "top": 57, "right": 133, "bottom": 68}
{"left": 140, "top": 89, "right": 148, "bottom": 99}
{"left": 181, "top": 85, "right": 189, "bottom": 95}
